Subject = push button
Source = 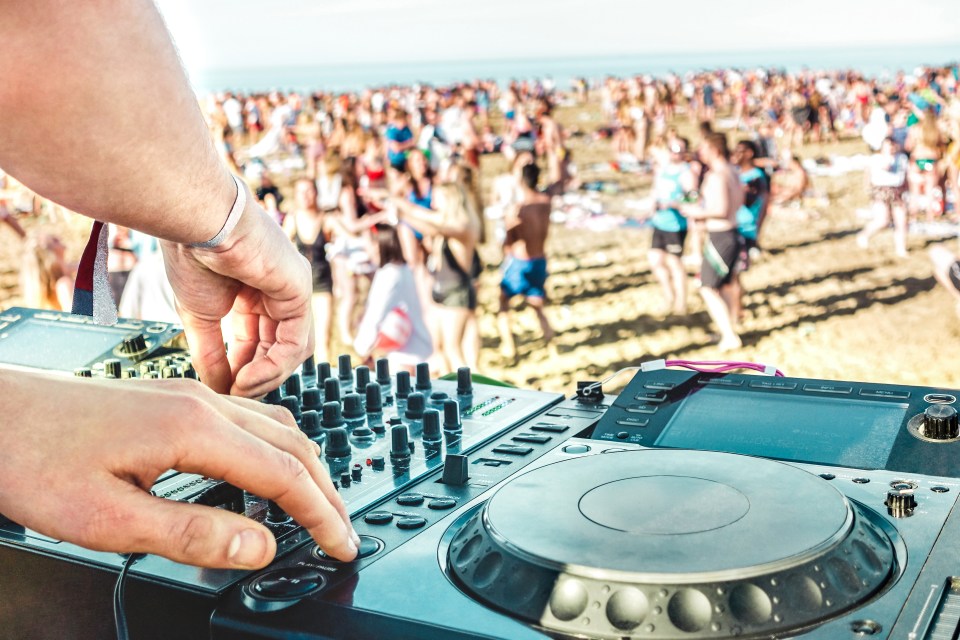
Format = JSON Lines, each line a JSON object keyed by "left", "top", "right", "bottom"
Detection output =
{"left": 748, "top": 380, "right": 798, "bottom": 390}
{"left": 397, "top": 516, "right": 427, "bottom": 530}
{"left": 243, "top": 567, "right": 326, "bottom": 612}
{"left": 859, "top": 389, "right": 910, "bottom": 399}
{"left": 492, "top": 445, "right": 534, "bottom": 456}
{"left": 625, "top": 404, "right": 658, "bottom": 414}
{"left": 428, "top": 498, "right": 458, "bottom": 510}
{"left": 530, "top": 423, "right": 569, "bottom": 433}
{"left": 364, "top": 511, "right": 394, "bottom": 525}
{"left": 511, "top": 434, "right": 552, "bottom": 444}
{"left": 562, "top": 444, "right": 592, "bottom": 454}
{"left": 396, "top": 493, "right": 425, "bottom": 507}
{"left": 803, "top": 384, "right": 852, "bottom": 394}
{"left": 313, "top": 536, "right": 382, "bottom": 561}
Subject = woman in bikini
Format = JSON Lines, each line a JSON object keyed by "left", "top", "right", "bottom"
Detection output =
{"left": 906, "top": 109, "right": 945, "bottom": 220}
{"left": 388, "top": 182, "right": 481, "bottom": 374}
{"left": 283, "top": 177, "right": 335, "bottom": 363}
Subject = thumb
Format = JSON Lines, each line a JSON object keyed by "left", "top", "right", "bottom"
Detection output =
{"left": 96, "top": 486, "right": 277, "bottom": 569}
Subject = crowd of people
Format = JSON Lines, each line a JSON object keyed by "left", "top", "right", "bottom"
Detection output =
{"left": 193, "top": 80, "right": 567, "bottom": 374}
{"left": 7, "top": 62, "right": 960, "bottom": 362}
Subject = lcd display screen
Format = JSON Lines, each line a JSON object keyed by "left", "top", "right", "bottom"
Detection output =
{"left": 655, "top": 387, "right": 908, "bottom": 468}
{"left": 0, "top": 319, "right": 125, "bottom": 370}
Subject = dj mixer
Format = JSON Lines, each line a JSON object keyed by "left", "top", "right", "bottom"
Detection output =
{"left": 3, "top": 307, "right": 960, "bottom": 640}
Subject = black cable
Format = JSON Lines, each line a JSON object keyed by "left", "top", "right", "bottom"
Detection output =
{"left": 114, "top": 553, "right": 145, "bottom": 640}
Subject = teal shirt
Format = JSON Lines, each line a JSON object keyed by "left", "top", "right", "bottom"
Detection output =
{"left": 652, "top": 163, "right": 689, "bottom": 233}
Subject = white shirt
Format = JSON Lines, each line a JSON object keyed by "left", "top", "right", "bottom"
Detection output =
{"left": 354, "top": 263, "right": 432, "bottom": 361}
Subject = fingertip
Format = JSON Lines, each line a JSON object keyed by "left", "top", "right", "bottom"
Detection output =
{"left": 227, "top": 527, "right": 276, "bottom": 569}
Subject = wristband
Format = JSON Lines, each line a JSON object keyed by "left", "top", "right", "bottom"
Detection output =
{"left": 190, "top": 174, "right": 246, "bottom": 249}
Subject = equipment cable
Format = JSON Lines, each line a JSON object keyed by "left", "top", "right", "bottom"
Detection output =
{"left": 114, "top": 552, "right": 146, "bottom": 640}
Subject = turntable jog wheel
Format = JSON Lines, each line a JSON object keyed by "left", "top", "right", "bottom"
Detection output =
{"left": 447, "top": 450, "right": 898, "bottom": 639}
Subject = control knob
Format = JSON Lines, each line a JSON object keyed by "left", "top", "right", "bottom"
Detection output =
{"left": 456, "top": 366, "right": 473, "bottom": 399}
{"left": 337, "top": 354, "right": 353, "bottom": 390}
{"left": 354, "top": 366, "right": 371, "bottom": 398}
{"left": 300, "top": 410, "right": 322, "bottom": 443}
{"left": 283, "top": 373, "right": 302, "bottom": 400}
{"left": 103, "top": 359, "right": 122, "bottom": 379}
{"left": 120, "top": 333, "right": 148, "bottom": 356}
{"left": 300, "top": 355, "right": 318, "bottom": 388}
{"left": 395, "top": 371, "right": 411, "bottom": 401}
{"left": 323, "top": 377, "right": 341, "bottom": 405}
{"left": 390, "top": 424, "right": 412, "bottom": 472}
{"left": 324, "top": 427, "right": 351, "bottom": 459}
{"left": 886, "top": 484, "right": 917, "bottom": 517}
{"left": 280, "top": 396, "right": 302, "bottom": 425}
{"left": 921, "top": 404, "right": 959, "bottom": 440}
{"left": 264, "top": 388, "right": 283, "bottom": 405}
{"left": 321, "top": 402, "right": 345, "bottom": 430}
{"left": 343, "top": 393, "right": 364, "bottom": 419}
{"left": 302, "top": 388, "right": 323, "bottom": 413}
{"left": 317, "top": 361, "right": 332, "bottom": 385}
{"left": 415, "top": 362, "right": 432, "bottom": 393}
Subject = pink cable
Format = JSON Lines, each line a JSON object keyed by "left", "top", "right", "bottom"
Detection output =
{"left": 664, "top": 359, "right": 785, "bottom": 377}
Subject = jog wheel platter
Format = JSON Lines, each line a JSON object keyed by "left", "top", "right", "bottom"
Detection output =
{"left": 447, "top": 450, "right": 900, "bottom": 639}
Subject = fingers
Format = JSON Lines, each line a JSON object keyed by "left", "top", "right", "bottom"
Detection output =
{"left": 177, "top": 309, "right": 233, "bottom": 395}
{"left": 86, "top": 482, "right": 277, "bottom": 569}
{"left": 219, "top": 395, "right": 356, "bottom": 545}
{"left": 167, "top": 398, "right": 358, "bottom": 562}
{"left": 231, "top": 302, "right": 314, "bottom": 398}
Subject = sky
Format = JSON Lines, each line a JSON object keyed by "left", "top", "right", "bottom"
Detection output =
{"left": 156, "top": 0, "right": 960, "bottom": 74}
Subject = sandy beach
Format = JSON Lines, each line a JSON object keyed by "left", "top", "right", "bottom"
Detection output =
{"left": 3, "top": 100, "right": 959, "bottom": 396}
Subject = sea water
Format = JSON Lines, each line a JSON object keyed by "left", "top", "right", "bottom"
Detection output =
{"left": 190, "top": 42, "right": 958, "bottom": 94}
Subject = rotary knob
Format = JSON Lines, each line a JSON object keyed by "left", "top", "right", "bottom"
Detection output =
{"left": 120, "top": 333, "right": 148, "bottom": 355}
{"left": 921, "top": 404, "right": 959, "bottom": 440}
{"left": 886, "top": 484, "right": 917, "bottom": 517}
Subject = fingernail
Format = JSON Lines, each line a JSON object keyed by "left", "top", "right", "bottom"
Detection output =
{"left": 347, "top": 535, "right": 359, "bottom": 556}
{"left": 228, "top": 529, "right": 267, "bottom": 568}
{"left": 351, "top": 528, "right": 361, "bottom": 547}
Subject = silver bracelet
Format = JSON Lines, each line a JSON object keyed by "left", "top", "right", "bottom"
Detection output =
{"left": 190, "top": 174, "right": 246, "bottom": 248}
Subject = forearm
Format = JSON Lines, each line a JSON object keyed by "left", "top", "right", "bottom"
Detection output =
{"left": 0, "top": 0, "right": 233, "bottom": 244}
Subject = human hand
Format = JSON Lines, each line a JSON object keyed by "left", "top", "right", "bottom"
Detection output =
{"left": 161, "top": 192, "right": 314, "bottom": 398}
{"left": 0, "top": 371, "right": 359, "bottom": 567}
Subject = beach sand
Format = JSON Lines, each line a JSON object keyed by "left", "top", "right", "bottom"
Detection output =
{"left": 2, "top": 101, "right": 959, "bottom": 396}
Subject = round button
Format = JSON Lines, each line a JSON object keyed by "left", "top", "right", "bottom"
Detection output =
{"left": 616, "top": 431, "right": 629, "bottom": 440}
{"left": 313, "top": 535, "right": 383, "bottom": 561}
{"left": 250, "top": 568, "right": 325, "bottom": 599}
{"left": 563, "top": 444, "right": 592, "bottom": 454}
{"left": 364, "top": 511, "right": 394, "bottom": 525}
{"left": 428, "top": 498, "right": 458, "bottom": 510}
{"left": 397, "top": 516, "right": 427, "bottom": 530}
{"left": 396, "top": 493, "right": 425, "bottom": 506}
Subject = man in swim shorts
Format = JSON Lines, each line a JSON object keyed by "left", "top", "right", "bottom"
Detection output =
{"left": 498, "top": 163, "right": 555, "bottom": 358}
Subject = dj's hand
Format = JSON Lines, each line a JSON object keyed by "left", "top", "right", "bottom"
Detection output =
{"left": 161, "top": 195, "right": 315, "bottom": 398}
{"left": 0, "top": 371, "right": 359, "bottom": 567}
